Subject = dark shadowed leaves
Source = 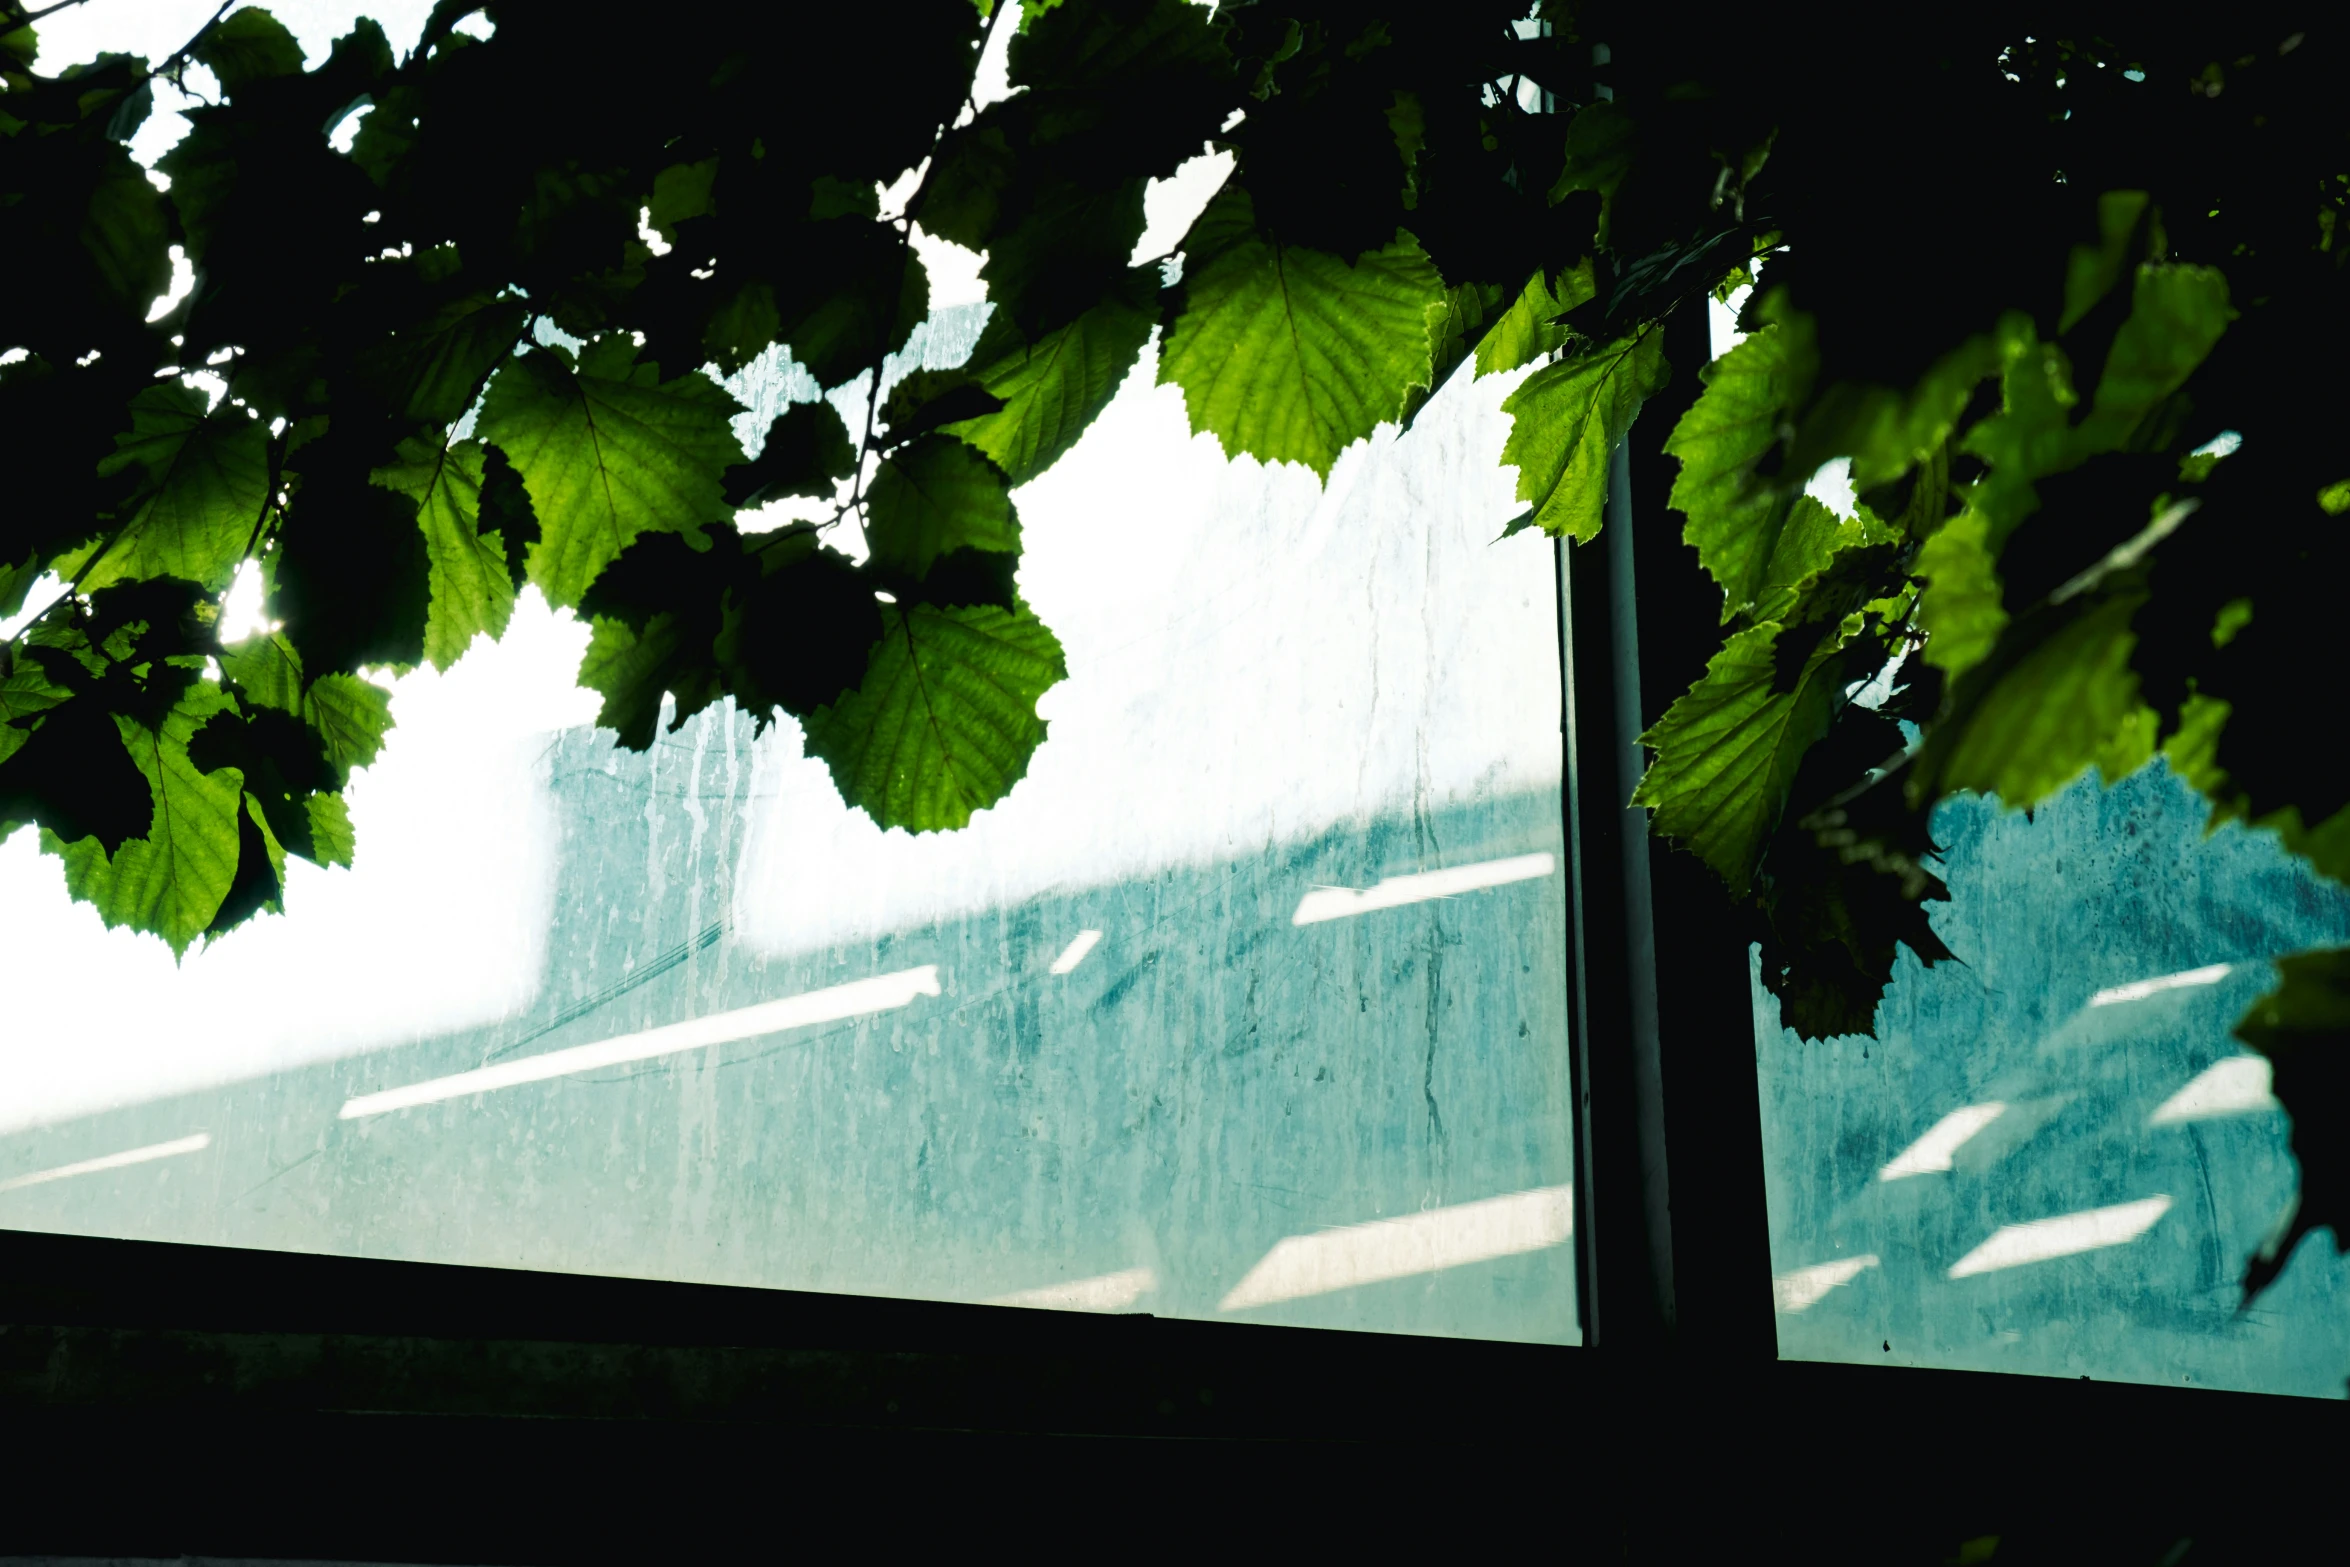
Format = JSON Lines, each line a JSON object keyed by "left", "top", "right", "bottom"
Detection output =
{"left": 2234, "top": 948, "right": 2350, "bottom": 1301}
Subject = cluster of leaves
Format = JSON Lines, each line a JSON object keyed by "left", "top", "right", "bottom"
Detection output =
{"left": 1546, "top": 7, "right": 2350, "bottom": 1291}
{"left": 7, "top": 1, "right": 2350, "bottom": 1295}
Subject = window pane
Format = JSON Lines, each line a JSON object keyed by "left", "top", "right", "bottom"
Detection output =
{"left": 1759, "top": 760, "right": 2350, "bottom": 1395}
{"left": 0, "top": 307, "right": 1579, "bottom": 1345}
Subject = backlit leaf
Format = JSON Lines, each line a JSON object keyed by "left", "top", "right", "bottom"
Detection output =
{"left": 87, "top": 385, "right": 270, "bottom": 592}
{"left": 866, "top": 434, "right": 1019, "bottom": 579}
{"left": 48, "top": 682, "right": 247, "bottom": 956}
{"left": 949, "top": 277, "right": 1155, "bottom": 484}
{"left": 1912, "top": 588, "right": 2147, "bottom": 809}
{"left": 1158, "top": 188, "right": 1444, "bottom": 480}
{"left": 1501, "top": 328, "right": 1669, "bottom": 544}
{"left": 1663, "top": 322, "right": 1809, "bottom": 616}
{"left": 478, "top": 339, "right": 746, "bottom": 608}
{"left": 1633, "top": 613, "right": 1867, "bottom": 895}
{"left": 1474, "top": 262, "right": 1592, "bottom": 379}
{"left": 802, "top": 600, "right": 1065, "bottom": 832}
{"left": 371, "top": 435, "right": 515, "bottom": 669}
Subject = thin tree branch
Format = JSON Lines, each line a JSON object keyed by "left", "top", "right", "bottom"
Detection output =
{"left": 6, "top": 0, "right": 100, "bottom": 27}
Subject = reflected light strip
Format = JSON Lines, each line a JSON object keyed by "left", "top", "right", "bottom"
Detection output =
{"left": 990, "top": 1266, "right": 1156, "bottom": 1312}
{"left": 2091, "top": 963, "right": 2231, "bottom": 1007}
{"left": 1946, "top": 1195, "right": 2172, "bottom": 1279}
{"left": 1772, "top": 1253, "right": 1880, "bottom": 1314}
{"left": 340, "top": 966, "right": 942, "bottom": 1119}
{"left": 2149, "top": 1055, "right": 2277, "bottom": 1126}
{"left": 1218, "top": 1184, "right": 1571, "bottom": 1310}
{"left": 1290, "top": 853, "right": 1556, "bottom": 926}
{"left": 1879, "top": 1102, "right": 2007, "bottom": 1181}
{"left": 1048, "top": 929, "right": 1102, "bottom": 975}
{"left": 0, "top": 1132, "right": 211, "bottom": 1194}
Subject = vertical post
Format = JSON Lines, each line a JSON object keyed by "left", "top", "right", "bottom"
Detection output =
{"left": 1563, "top": 300, "right": 1775, "bottom": 1360}
{"left": 1606, "top": 440, "right": 1678, "bottom": 1337}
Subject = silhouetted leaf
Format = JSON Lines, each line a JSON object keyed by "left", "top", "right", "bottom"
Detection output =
{"left": 2234, "top": 948, "right": 2350, "bottom": 1300}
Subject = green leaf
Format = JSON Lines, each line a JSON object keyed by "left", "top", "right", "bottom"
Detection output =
{"left": 303, "top": 672, "right": 391, "bottom": 783}
{"left": 877, "top": 369, "right": 1004, "bottom": 450}
{"left": 2061, "top": 191, "right": 2155, "bottom": 334}
{"left": 1744, "top": 496, "right": 1890, "bottom": 627}
{"left": 1548, "top": 100, "right": 1634, "bottom": 241}
{"left": 82, "top": 153, "right": 173, "bottom": 318}
{"left": 205, "top": 794, "right": 287, "bottom": 934}
{"left": 579, "top": 611, "right": 726, "bottom": 750}
{"left": 477, "top": 341, "right": 746, "bottom": 608}
{"left": 194, "top": 7, "right": 306, "bottom": 92}
{"left": 1913, "top": 507, "right": 2008, "bottom": 679}
{"left": 1663, "top": 322, "right": 1811, "bottom": 615}
{"left": 87, "top": 385, "right": 270, "bottom": 591}
{"left": 1633, "top": 613, "right": 1867, "bottom": 895}
{"left": 371, "top": 436, "right": 515, "bottom": 669}
{"left": 802, "top": 600, "right": 1066, "bottom": 832}
{"left": 1157, "top": 189, "right": 1445, "bottom": 480}
{"left": 573, "top": 528, "right": 741, "bottom": 748}
{"left": 358, "top": 292, "right": 530, "bottom": 426}
{"left": 1501, "top": 329, "right": 1669, "bottom": 544}
{"left": 305, "top": 790, "right": 355, "bottom": 868}
{"left": 48, "top": 682, "right": 247, "bottom": 956}
{"left": 647, "top": 159, "right": 717, "bottom": 235}
{"left": 1475, "top": 262, "right": 1593, "bottom": 379}
{"left": 865, "top": 434, "right": 1019, "bottom": 579}
{"left": 214, "top": 629, "right": 389, "bottom": 785}
{"left": 948, "top": 278, "right": 1155, "bottom": 484}
{"left": 2071, "top": 265, "right": 2235, "bottom": 452}
{"left": 1912, "top": 588, "right": 2147, "bottom": 809}
{"left": 218, "top": 631, "right": 304, "bottom": 714}
{"left": 2232, "top": 947, "right": 2350, "bottom": 1300}
{"left": 1794, "top": 326, "right": 2013, "bottom": 494}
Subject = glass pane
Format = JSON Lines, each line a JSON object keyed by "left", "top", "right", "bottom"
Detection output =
{"left": 0, "top": 305, "right": 1579, "bottom": 1345}
{"left": 1759, "top": 760, "right": 2350, "bottom": 1395}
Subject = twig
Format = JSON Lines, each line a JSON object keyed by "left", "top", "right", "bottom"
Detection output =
{"left": 6, "top": 0, "right": 99, "bottom": 26}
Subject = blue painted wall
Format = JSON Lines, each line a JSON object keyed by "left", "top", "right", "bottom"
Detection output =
{"left": 1759, "top": 760, "right": 2350, "bottom": 1397}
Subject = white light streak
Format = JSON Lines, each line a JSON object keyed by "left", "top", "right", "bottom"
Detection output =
{"left": 2090, "top": 963, "right": 2231, "bottom": 1007}
{"left": 2149, "top": 1056, "right": 2278, "bottom": 1126}
{"left": 990, "top": 1266, "right": 1157, "bottom": 1313}
{"left": 1772, "top": 1253, "right": 1880, "bottom": 1314}
{"left": 1218, "top": 1184, "right": 1572, "bottom": 1310}
{"left": 1879, "top": 1102, "right": 2007, "bottom": 1181}
{"left": 1048, "top": 929, "right": 1102, "bottom": 975}
{"left": 1946, "top": 1195, "right": 2172, "bottom": 1279}
{"left": 1290, "top": 853, "right": 1555, "bottom": 926}
{"left": 340, "top": 966, "right": 941, "bottom": 1119}
{"left": 0, "top": 1133, "right": 211, "bottom": 1194}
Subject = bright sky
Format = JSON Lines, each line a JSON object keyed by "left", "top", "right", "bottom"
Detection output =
{"left": 0, "top": 2, "right": 1559, "bottom": 1133}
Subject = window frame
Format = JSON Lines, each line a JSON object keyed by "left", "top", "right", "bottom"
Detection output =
{"left": 5, "top": 307, "right": 2337, "bottom": 1560}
